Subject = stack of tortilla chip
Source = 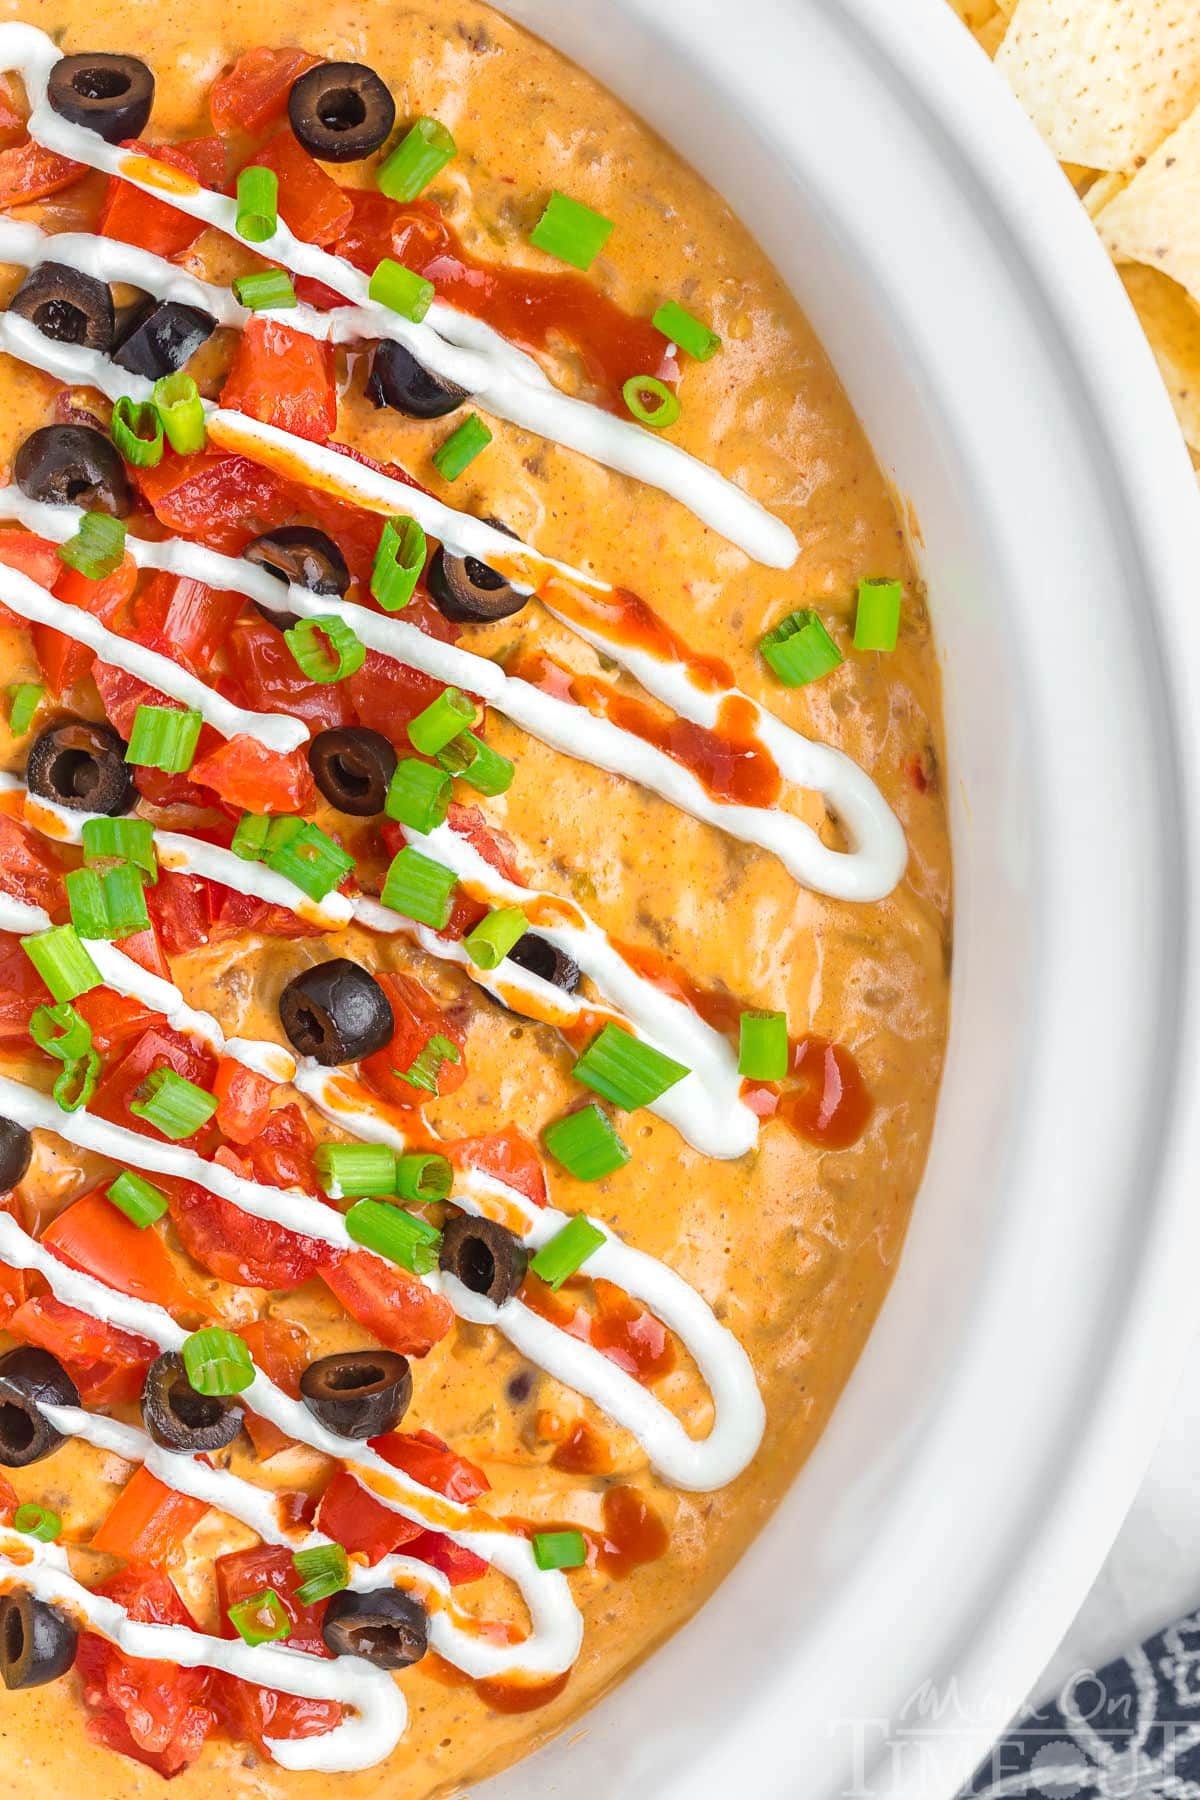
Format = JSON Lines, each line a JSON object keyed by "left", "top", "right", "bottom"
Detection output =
{"left": 948, "top": 0, "right": 1200, "bottom": 472}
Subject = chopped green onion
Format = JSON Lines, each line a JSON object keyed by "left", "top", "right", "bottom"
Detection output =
{"left": 573, "top": 1023, "right": 689, "bottom": 1111}
{"left": 235, "top": 165, "right": 278, "bottom": 243}
{"left": 394, "top": 1151, "right": 452, "bottom": 1203}
{"left": 737, "top": 1010, "right": 789, "bottom": 1081}
{"left": 30, "top": 1000, "right": 92, "bottom": 1064}
{"left": 82, "top": 816, "right": 157, "bottom": 885}
{"left": 57, "top": 510, "right": 126, "bottom": 580}
{"left": 432, "top": 414, "right": 492, "bottom": 482}
{"left": 8, "top": 682, "right": 43, "bottom": 736}
{"left": 233, "top": 268, "right": 297, "bottom": 311}
{"left": 380, "top": 845, "right": 458, "bottom": 928}
{"left": 182, "top": 1326, "right": 256, "bottom": 1397}
{"left": 652, "top": 301, "right": 721, "bottom": 362}
{"left": 435, "top": 730, "right": 514, "bottom": 797}
{"left": 125, "top": 703, "right": 203, "bottom": 774}
{"left": 759, "top": 610, "right": 843, "bottom": 687}
{"left": 394, "top": 1032, "right": 460, "bottom": 1095}
{"left": 530, "top": 191, "right": 614, "bottom": 271}
{"left": 111, "top": 394, "right": 164, "bottom": 469}
{"left": 407, "top": 687, "right": 476, "bottom": 756}
{"left": 368, "top": 258, "right": 434, "bottom": 323}
{"left": 284, "top": 615, "right": 366, "bottom": 684}
{"left": 230, "top": 812, "right": 272, "bottom": 862}
{"left": 266, "top": 816, "right": 306, "bottom": 855}
{"left": 345, "top": 1199, "right": 442, "bottom": 1275}
{"left": 542, "top": 1103, "right": 630, "bottom": 1182}
{"left": 530, "top": 1214, "right": 606, "bottom": 1290}
{"left": 153, "top": 372, "right": 206, "bottom": 454}
{"left": 21, "top": 924, "right": 101, "bottom": 1003}
{"left": 371, "top": 515, "right": 427, "bottom": 612}
{"left": 377, "top": 116, "right": 456, "bottom": 202}
{"left": 853, "top": 577, "right": 903, "bottom": 653}
{"left": 64, "top": 866, "right": 110, "bottom": 940}
{"left": 314, "top": 1142, "right": 397, "bottom": 1200}
{"left": 532, "top": 1529, "right": 588, "bottom": 1571}
{"left": 384, "top": 758, "right": 451, "bottom": 833}
{"left": 292, "top": 1543, "right": 350, "bottom": 1606}
{"left": 622, "top": 375, "right": 681, "bottom": 431}
{"left": 129, "top": 1067, "right": 219, "bottom": 1140}
{"left": 265, "top": 820, "right": 354, "bottom": 903}
{"left": 13, "top": 1503, "right": 61, "bottom": 1543}
{"left": 464, "top": 906, "right": 528, "bottom": 972}
{"left": 51, "top": 1050, "right": 99, "bottom": 1112}
{"left": 228, "top": 1589, "right": 291, "bottom": 1647}
{"left": 101, "top": 862, "right": 150, "bottom": 937}
{"left": 107, "top": 1170, "right": 169, "bottom": 1228}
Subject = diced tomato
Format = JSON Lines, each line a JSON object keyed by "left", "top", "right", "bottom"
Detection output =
{"left": 204, "top": 883, "right": 326, "bottom": 944}
{"left": 32, "top": 624, "right": 93, "bottom": 697}
{"left": 370, "top": 1429, "right": 489, "bottom": 1504}
{"left": 0, "top": 529, "right": 60, "bottom": 625}
{"left": 247, "top": 132, "right": 352, "bottom": 248}
{"left": 0, "top": 1264, "right": 26, "bottom": 1323}
{"left": 0, "top": 932, "right": 50, "bottom": 1042}
{"left": 43, "top": 1187, "right": 200, "bottom": 1315}
{"left": 447, "top": 802, "right": 524, "bottom": 884}
{"left": 77, "top": 1568, "right": 215, "bottom": 1777}
{"left": 0, "top": 812, "right": 65, "bottom": 911}
{"left": 213, "top": 1544, "right": 342, "bottom": 1749}
{"left": 130, "top": 571, "right": 246, "bottom": 674}
{"left": 54, "top": 554, "right": 138, "bottom": 626}
{"left": 451, "top": 1125, "right": 548, "bottom": 1208}
{"left": 190, "top": 733, "right": 315, "bottom": 814}
{"left": 246, "top": 1103, "right": 323, "bottom": 1197}
{"left": 0, "top": 77, "right": 24, "bottom": 143}
{"left": 360, "top": 972, "right": 469, "bottom": 1111}
{"left": 74, "top": 985, "right": 160, "bottom": 1054}
{"left": 210, "top": 47, "right": 320, "bottom": 135}
{"left": 239, "top": 1315, "right": 308, "bottom": 1457}
{"left": 213, "top": 1058, "right": 273, "bottom": 1145}
{"left": 92, "top": 660, "right": 177, "bottom": 739}
{"left": 347, "top": 649, "right": 442, "bottom": 748}
{"left": 90, "top": 1024, "right": 218, "bottom": 1140}
{"left": 221, "top": 318, "right": 337, "bottom": 444}
{"left": 113, "top": 922, "right": 173, "bottom": 983}
{"left": 0, "top": 1472, "right": 17, "bottom": 1521}
{"left": 168, "top": 1174, "right": 325, "bottom": 1291}
{"left": 315, "top": 1470, "right": 421, "bottom": 1565}
{"left": 321, "top": 1249, "right": 454, "bottom": 1358}
{"left": 146, "top": 868, "right": 211, "bottom": 954}
{"left": 8, "top": 1295, "right": 157, "bottom": 1406}
{"left": 91, "top": 1466, "right": 208, "bottom": 1565}
{"left": 223, "top": 614, "right": 352, "bottom": 733}
{"left": 136, "top": 451, "right": 297, "bottom": 554}
{"left": 0, "top": 138, "right": 86, "bottom": 206}
{"left": 133, "top": 765, "right": 227, "bottom": 830}
{"left": 401, "top": 1530, "right": 489, "bottom": 1587}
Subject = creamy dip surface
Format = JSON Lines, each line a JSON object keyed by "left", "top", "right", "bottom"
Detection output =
{"left": 0, "top": 0, "right": 951, "bottom": 1794}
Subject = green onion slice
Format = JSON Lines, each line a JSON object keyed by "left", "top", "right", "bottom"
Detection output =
{"left": 407, "top": 687, "right": 476, "bottom": 756}
{"left": 230, "top": 812, "right": 272, "bottom": 862}
{"left": 464, "top": 906, "right": 528, "bottom": 972}
{"left": 125, "top": 703, "right": 203, "bottom": 774}
{"left": 264, "top": 820, "right": 354, "bottom": 903}
{"left": 371, "top": 515, "right": 427, "bottom": 613}
{"left": 30, "top": 1000, "right": 92, "bottom": 1065}
{"left": 376, "top": 117, "right": 456, "bottom": 203}
{"left": 13, "top": 1503, "right": 61, "bottom": 1542}
{"left": 82, "top": 816, "right": 157, "bottom": 885}
{"left": 530, "top": 1214, "right": 606, "bottom": 1290}
{"left": 228, "top": 1589, "right": 291, "bottom": 1646}
{"left": 853, "top": 577, "right": 903, "bottom": 653}
{"left": 153, "top": 372, "right": 207, "bottom": 454}
{"left": 542, "top": 1103, "right": 630, "bottom": 1182}
{"left": 622, "top": 375, "right": 681, "bottom": 431}
{"left": 368, "top": 258, "right": 434, "bottom": 323}
{"left": 394, "top": 1151, "right": 452, "bottom": 1203}
{"left": 532, "top": 1528, "right": 588, "bottom": 1571}
{"left": 101, "top": 862, "right": 150, "bottom": 937}
{"left": 314, "top": 1142, "right": 397, "bottom": 1200}
{"left": 652, "top": 300, "right": 721, "bottom": 362}
{"left": 107, "top": 1170, "right": 169, "bottom": 1228}
{"left": 53, "top": 1049, "right": 100, "bottom": 1112}
{"left": 345, "top": 1199, "right": 442, "bottom": 1274}
{"left": 235, "top": 165, "right": 279, "bottom": 243}
{"left": 384, "top": 758, "right": 451, "bottom": 833}
{"left": 759, "top": 610, "right": 843, "bottom": 687}
{"left": 21, "top": 924, "right": 101, "bottom": 1003}
{"left": 183, "top": 1326, "right": 256, "bottom": 1397}
{"left": 292, "top": 1543, "right": 350, "bottom": 1606}
{"left": 737, "top": 1010, "right": 789, "bottom": 1081}
{"left": 64, "top": 866, "right": 111, "bottom": 940}
{"left": 58, "top": 510, "right": 126, "bottom": 581}
{"left": 233, "top": 268, "right": 297, "bottom": 311}
{"left": 7, "top": 683, "right": 43, "bottom": 736}
{"left": 572, "top": 1023, "right": 689, "bottom": 1111}
{"left": 129, "top": 1067, "right": 219, "bottom": 1140}
{"left": 435, "top": 730, "right": 514, "bottom": 797}
{"left": 111, "top": 394, "right": 164, "bottom": 469}
{"left": 530, "top": 190, "right": 614, "bottom": 271}
{"left": 284, "top": 615, "right": 366, "bottom": 684}
{"left": 394, "top": 1032, "right": 460, "bottom": 1096}
{"left": 432, "top": 414, "right": 492, "bottom": 482}
{"left": 380, "top": 845, "right": 458, "bottom": 929}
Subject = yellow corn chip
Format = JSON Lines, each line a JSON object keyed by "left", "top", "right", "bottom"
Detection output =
{"left": 1096, "top": 105, "right": 1200, "bottom": 303}
{"left": 996, "top": 0, "right": 1200, "bottom": 171}
{"left": 1119, "top": 264, "right": 1200, "bottom": 450}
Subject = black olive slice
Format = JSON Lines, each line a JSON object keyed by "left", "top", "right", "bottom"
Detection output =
{"left": 9, "top": 262, "right": 115, "bottom": 353}
{"left": 288, "top": 62, "right": 396, "bottom": 164}
{"left": 112, "top": 300, "right": 215, "bottom": 381}
{"left": 0, "top": 1120, "right": 32, "bottom": 1193}
{"left": 279, "top": 959, "right": 394, "bottom": 1065}
{"left": 141, "top": 1352, "right": 243, "bottom": 1453}
{"left": 366, "top": 340, "right": 470, "bottom": 421}
{"left": 438, "top": 1214, "right": 528, "bottom": 1305}
{"left": 506, "top": 933, "right": 581, "bottom": 994}
{"left": 426, "top": 547, "right": 527, "bottom": 626}
{"left": 308, "top": 728, "right": 397, "bottom": 817}
{"left": 14, "top": 424, "right": 133, "bottom": 517}
{"left": 26, "top": 719, "right": 134, "bottom": 816}
{"left": 47, "top": 54, "right": 154, "bottom": 144}
{"left": 299, "top": 1349, "right": 412, "bottom": 1438}
{"left": 0, "top": 1592, "right": 77, "bottom": 1689}
{"left": 245, "top": 525, "right": 350, "bottom": 630}
{"left": 0, "top": 1347, "right": 79, "bottom": 1468}
{"left": 322, "top": 1587, "right": 428, "bottom": 1669}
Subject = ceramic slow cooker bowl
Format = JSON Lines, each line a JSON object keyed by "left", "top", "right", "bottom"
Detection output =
{"left": 479, "top": 1, "right": 1200, "bottom": 1795}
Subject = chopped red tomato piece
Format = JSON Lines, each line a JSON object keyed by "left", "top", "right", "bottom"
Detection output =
{"left": 43, "top": 1188, "right": 200, "bottom": 1315}
{"left": 347, "top": 649, "right": 442, "bottom": 748}
{"left": 145, "top": 867, "right": 210, "bottom": 954}
{"left": 205, "top": 883, "right": 326, "bottom": 943}
{"left": 210, "top": 47, "right": 320, "bottom": 134}
{"left": 91, "top": 1466, "right": 208, "bottom": 1565}
{"left": 245, "top": 1103, "right": 322, "bottom": 1196}
{"left": 0, "top": 138, "right": 86, "bottom": 206}
{"left": 136, "top": 451, "right": 296, "bottom": 553}
{"left": 55, "top": 555, "right": 138, "bottom": 627}
{"left": 321, "top": 1249, "right": 454, "bottom": 1358}
{"left": 214, "top": 1544, "right": 342, "bottom": 1749}
{"left": 74, "top": 986, "right": 160, "bottom": 1054}
{"left": 451, "top": 1125, "right": 548, "bottom": 1208}
{"left": 213, "top": 1058, "right": 273, "bottom": 1145}
{"left": 370, "top": 1428, "right": 490, "bottom": 1504}
{"left": 77, "top": 1568, "right": 215, "bottom": 1777}
{"left": 92, "top": 660, "right": 177, "bottom": 739}
{"left": 98, "top": 137, "right": 223, "bottom": 260}
{"left": 223, "top": 614, "right": 353, "bottom": 733}
{"left": 0, "top": 77, "right": 24, "bottom": 142}
{"left": 0, "top": 1472, "right": 17, "bottom": 1520}
{"left": 168, "top": 1175, "right": 325, "bottom": 1290}
{"left": 130, "top": 571, "right": 246, "bottom": 674}
{"left": 0, "top": 932, "right": 50, "bottom": 1041}
{"left": 402, "top": 1529, "right": 489, "bottom": 1586}
{"left": 316, "top": 1470, "right": 422, "bottom": 1564}
{"left": 448, "top": 801, "right": 524, "bottom": 883}
{"left": 113, "top": 922, "right": 173, "bottom": 983}
{"left": 0, "top": 529, "right": 60, "bottom": 625}
{"left": 90, "top": 1023, "right": 218, "bottom": 1140}
{"left": 239, "top": 1316, "right": 309, "bottom": 1457}
{"left": 190, "top": 733, "right": 315, "bottom": 814}
{"left": 8, "top": 1295, "right": 156, "bottom": 1406}
{"left": 32, "top": 624, "right": 93, "bottom": 696}
{"left": 0, "top": 1266, "right": 26, "bottom": 1324}
{"left": 360, "top": 971, "right": 469, "bottom": 1112}
{"left": 0, "top": 812, "right": 65, "bottom": 911}
{"left": 221, "top": 318, "right": 337, "bottom": 443}
{"left": 246, "top": 132, "right": 352, "bottom": 247}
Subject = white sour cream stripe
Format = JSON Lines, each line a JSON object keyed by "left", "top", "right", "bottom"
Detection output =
{"left": 0, "top": 1530, "right": 406, "bottom": 1772}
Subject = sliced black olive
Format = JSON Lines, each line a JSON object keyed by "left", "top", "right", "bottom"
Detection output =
{"left": 47, "top": 53, "right": 154, "bottom": 144}
{"left": 308, "top": 728, "right": 397, "bottom": 817}
{"left": 438, "top": 1214, "right": 528, "bottom": 1305}
{"left": 245, "top": 525, "right": 350, "bottom": 630}
{"left": 366, "top": 340, "right": 470, "bottom": 421}
{"left": 322, "top": 1588, "right": 428, "bottom": 1669}
{"left": 26, "top": 719, "right": 134, "bottom": 816}
{"left": 112, "top": 300, "right": 215, "bottom": 381}
{"left": 0, "top": 1120, "right": 32, "bottom": 1193}
{"left": 507, "top": 933, "right": 581, "bottom": 994}
{"left": 15, "top": 424, "right": 133, "bottom": 517}
{"left": 300, "top": 1350, "right": 412, "bottom": 1438}
{"left": 426, "top": 548, "right": 527, "bottom": 625}
{"left": 279, "top": 959, "right": 394, "bottom": 1065}
{"left": 141, "top": 1352, "right": 243, "bottom": 1453}
{"left": 9, "top": 262, "right": 115, "bottom": 353}
{"left": 0, "top": 1347, "right": 79, "bottom": 1468}
{"left": 288, "top": 62, "right": 396, "bottom": 163}
{"left": 0, "top": 1592, "right": 77, "bottom": 1689}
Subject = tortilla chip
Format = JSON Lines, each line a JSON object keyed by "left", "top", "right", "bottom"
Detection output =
{"left": 996, "top": 0, "right": 1200, "bottom": 171}
{"left": 1119, "top": 264, "right": 1200, "bottom": 450}
{"left": 945, "top": 0, "right": 1007, "bottom": 51}
{"left": 1096, "top": 105, "right": 1200, "bottom": 303}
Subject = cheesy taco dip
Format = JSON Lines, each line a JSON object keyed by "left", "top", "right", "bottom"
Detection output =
{"left": 0, "top": 1, "right": 951, "bottom": 1794}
